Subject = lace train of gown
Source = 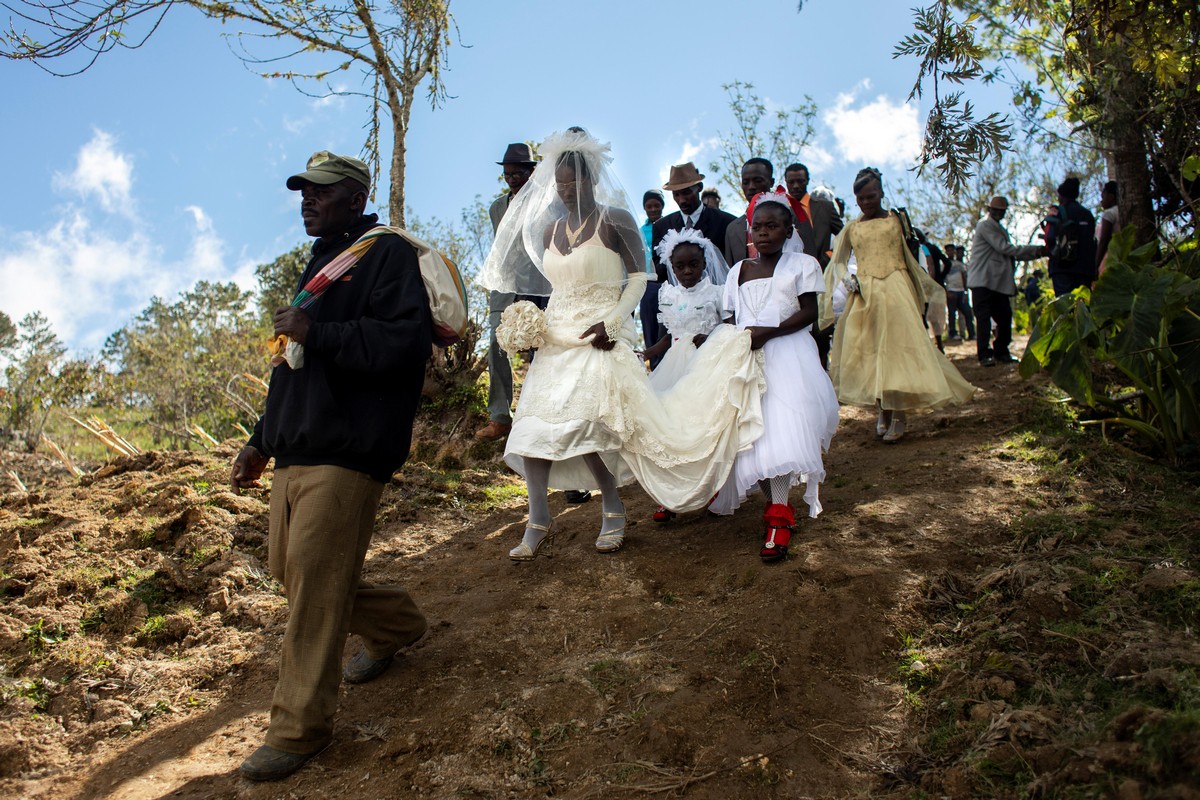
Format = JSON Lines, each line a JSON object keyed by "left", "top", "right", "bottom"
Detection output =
{"left": 504, "top": 238, "right": 765, "bottom": 512}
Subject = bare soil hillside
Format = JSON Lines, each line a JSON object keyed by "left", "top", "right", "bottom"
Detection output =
{"left": 2, "top": 339, "right": 1197, "bottom": 799}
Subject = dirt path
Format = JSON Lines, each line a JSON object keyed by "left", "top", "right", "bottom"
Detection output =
{"left": 2, "top": 340, "right": 1071, "bottom": 798}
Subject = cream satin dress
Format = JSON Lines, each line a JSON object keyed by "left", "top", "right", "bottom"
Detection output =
{"left": 823, "top": 215, "right": 975, "bottom": 412}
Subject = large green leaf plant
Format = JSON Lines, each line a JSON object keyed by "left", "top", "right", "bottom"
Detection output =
{"left": 1021, "top": 227, "right": 1200, "bottom": 463}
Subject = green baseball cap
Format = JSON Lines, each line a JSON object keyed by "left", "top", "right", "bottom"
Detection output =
{"left": 286, "top": 150, "right": 371, "bottom": 190}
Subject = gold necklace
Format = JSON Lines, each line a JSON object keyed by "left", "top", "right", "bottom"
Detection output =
{"left": 564, "top": 208, "right": 596, "bottom": 246}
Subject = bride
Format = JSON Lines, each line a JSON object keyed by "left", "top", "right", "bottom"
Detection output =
{"left": 479, "top": 128, "right": 764, "bottom": 560}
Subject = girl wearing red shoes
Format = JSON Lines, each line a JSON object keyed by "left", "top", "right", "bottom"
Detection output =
{"left": 709, "top": 192, "right": 840, "bottom": 562}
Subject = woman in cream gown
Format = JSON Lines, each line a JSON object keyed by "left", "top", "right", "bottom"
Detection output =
{"left": 821, "top": 168, "right": 974, "bottom": 442}
{"left": 479, "top": 129, "right": 764, "bottom": 559}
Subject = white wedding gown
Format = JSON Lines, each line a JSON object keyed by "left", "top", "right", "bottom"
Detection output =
{"left": 504, "top": 233, "right": 765, "bottom": 512}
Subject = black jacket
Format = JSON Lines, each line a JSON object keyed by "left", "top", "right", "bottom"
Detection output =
{"left": 249, "top": 215, "right": 433, "bottom": 482}
{"left": 651, "top": 206, "right": 737, "bottom": 278}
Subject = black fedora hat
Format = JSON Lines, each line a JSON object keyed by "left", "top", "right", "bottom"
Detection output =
{"left": 497, "top": 143, "right": 537, "bottom": 166}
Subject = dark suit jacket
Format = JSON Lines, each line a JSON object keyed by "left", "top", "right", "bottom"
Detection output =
{"left": 800, "top": 196, "right": 843, "bottom": 268}
{"left": 723, "top": 214, "right": 815, "bottom": 267}
{"left": 651, "top": 206, "right": 737, "bottom": 278}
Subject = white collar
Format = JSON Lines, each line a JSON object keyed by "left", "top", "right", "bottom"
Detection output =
{"left": 681, "top": 207, "right": 703, "bottom": 226}
{"left": 679, "top": 277, "right": 713, "bottom": 293}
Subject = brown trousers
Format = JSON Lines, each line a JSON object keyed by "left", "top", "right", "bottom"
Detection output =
{"left": 265, "top": 464, "right": 427, "bottom": 754}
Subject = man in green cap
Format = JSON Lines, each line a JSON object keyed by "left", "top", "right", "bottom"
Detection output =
{"left": 231, "top": 150, "right": 432, "bottom": 781}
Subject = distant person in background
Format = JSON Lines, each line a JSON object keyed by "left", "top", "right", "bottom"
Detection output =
{"left": 943, "top": 244, "right": 974, "bottom": 341}
{"left": 231, "top": 151, "right": 432, "bottom": 781}
{"left": 1023, "top": 269, "right": 1045, "bottom": 306}
{"left": 639, "top": 189, "right": 666, "bottom": 360}
{"left": 1045, "top": 176, "right": 1097, "bottom": 296}
{"left": 477, "top": 143, "right": 547, "bottom": 442}
{"left": 1096, "top": 180, "right": 1120, "bottom": 276}
{"left": 1040, "top": 203, "right": 1059, "bottom": 243}
{"left": 784, "top": 163, "right": 843, "bottom": 267}
{"left": 967, "top": 195, "right": 1046, "bottom": 366}
{"left": 785, "top": 163, "right": 843, "bottom": 368}
{"left": 920, "top": 238, "right": 950, "bottom": 353}
{"left": 701, "top": 187, "right": 722, "bottom": 210}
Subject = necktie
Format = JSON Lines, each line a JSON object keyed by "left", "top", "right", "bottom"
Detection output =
{"left": 683, "top": 214, "right": 694, "bottom": 229}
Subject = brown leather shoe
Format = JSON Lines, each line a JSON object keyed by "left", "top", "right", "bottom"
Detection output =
{"left": 474, "top": 421, "right": 512, "bottom": 440}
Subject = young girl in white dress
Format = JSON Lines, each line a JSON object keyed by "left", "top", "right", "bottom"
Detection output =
{"left": 642, "top": 229, "right": 729, "bottom": 524}
{"left": 644, "top": 229, "right": 728, "bottom": 393}
{"left": 710, "top": 191, "right": 841, "bottom": 563}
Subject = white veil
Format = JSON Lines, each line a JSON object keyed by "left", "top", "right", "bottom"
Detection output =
{"left": 479, "top": 128, "right": 646, "bottom": 296}
{"left": 654, "top": 228, "right": 730, "bottom": 286}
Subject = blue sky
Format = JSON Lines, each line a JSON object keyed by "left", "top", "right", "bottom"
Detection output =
{"left": 2, "top": 0, "right": 1016, "bottom": 353}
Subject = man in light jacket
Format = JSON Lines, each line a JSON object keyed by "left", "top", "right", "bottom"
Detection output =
{"left": 967, "top": 196, "right": 1046, "bottom": 366}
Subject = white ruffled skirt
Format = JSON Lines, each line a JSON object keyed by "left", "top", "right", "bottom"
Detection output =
{"left": 709, "top": 328, "right": 840, "bottom": 518}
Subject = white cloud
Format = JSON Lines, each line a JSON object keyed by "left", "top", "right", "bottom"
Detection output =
{"left": 0, "top": 134, "right": 269, "bottom": 352}
{"left": 52, "top": 130, "right": 135, "bottom": 215}
{"left": 184, "top": 205, "right": 225, "bottom": 279}
{"left": 824, "top": 82, "right": 921, "bottom": 170}
{"left": 797, "top": 143, "right": 836, "bottom": 177}
{"left": 0, "top": 205, "right": 241, "bottom": 354}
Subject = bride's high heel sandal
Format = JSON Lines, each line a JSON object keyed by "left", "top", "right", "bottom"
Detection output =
{"left": 509, "top": 522, "right": 555, "bottom": 562}
{"left": 595, "top": 511, "right": 626, "bottom": 553}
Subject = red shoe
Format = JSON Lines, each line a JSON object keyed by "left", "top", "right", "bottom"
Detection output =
{"left": 761, "top": 503, "right": 794, "bottom": 563}
{"left": 653, "top": 506, "right": 676, "bottom": 523}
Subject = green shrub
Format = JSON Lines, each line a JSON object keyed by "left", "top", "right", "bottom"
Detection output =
{"left": 1020, "top": 228, "right": 1200, "bottom": 463}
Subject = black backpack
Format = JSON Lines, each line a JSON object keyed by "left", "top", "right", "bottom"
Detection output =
{"left": 1050, "top": 202, "right": 1095, "bottom": 266}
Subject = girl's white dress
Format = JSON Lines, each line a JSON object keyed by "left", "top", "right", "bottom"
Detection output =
{"left": 504, "top": 232, "right": 766, "bottom": 512}
{"left": 710, "top": 252, "right": 840, "bottom": 517}
{"left": 649, "top": 278, "right": 726, "bottom": 393}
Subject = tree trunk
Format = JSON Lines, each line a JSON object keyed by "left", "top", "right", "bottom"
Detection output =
{"left": 1104, "top": 49, "right": 1157, "bottom": 245}
{"left": 1109, "top": 128, "right": 1156, "bottom": 246}
{"left": 385, "top": 79, "right": 414, "bottom": 228}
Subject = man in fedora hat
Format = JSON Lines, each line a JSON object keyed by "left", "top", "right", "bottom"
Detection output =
{"left": 231, "top": 150, "right": 432, "bottom": 780}
{"left": 651, "top": 162, "right": 736, "bottom": 276}
{"left": 476, "top": 142, "right": 550, "bottom": 442}
{"left": 966, "top": 195, "right": 1046, "bottom": 366}
{"left": 649, "top": 162, "right": 735, "bottom": 367}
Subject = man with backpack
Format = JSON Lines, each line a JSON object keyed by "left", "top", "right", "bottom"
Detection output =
{"left": 1045, "top": 176, "right": 1098, "bottom": 296}
{"left": 231, "top": 151, "right": 434, "bottom": 781}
